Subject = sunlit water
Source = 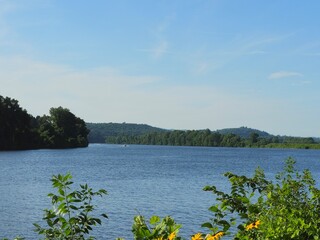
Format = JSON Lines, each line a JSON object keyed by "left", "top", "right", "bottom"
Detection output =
{"left": 1, "top": 144, "right": 320, "bottom": 239}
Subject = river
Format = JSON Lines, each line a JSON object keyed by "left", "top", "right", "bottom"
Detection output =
{"left": 1, "top": 144, "right": 320, "bottom": 239}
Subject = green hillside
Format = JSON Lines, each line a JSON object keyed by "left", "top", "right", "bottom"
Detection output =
{"left": 86, "top": 123, "right": 319, "bottom": 149}
{"left": 216, "top": 126, "right": 272, "bottom": 138}
{"left": 86, "top": 122, "right": 167, "bottom": 143}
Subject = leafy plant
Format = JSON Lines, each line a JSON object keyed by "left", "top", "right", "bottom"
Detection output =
{"left": 132, "top": 215, "right": 182, "bottom": 240}
{"left": 33, "top": 173, "right": 108, "bottom": 240}
{"left": 202, "top": 157, "right": 320, "bottom": 239}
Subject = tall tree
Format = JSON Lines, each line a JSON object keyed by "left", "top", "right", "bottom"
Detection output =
{"left": 0, "top": 95, "right": 89, "bottom": 150}
{"left": 0, "top": 95, "right": 37, "bottom": 150}
{"left": 41, "top": 107, "right": 89, "bottom": 148}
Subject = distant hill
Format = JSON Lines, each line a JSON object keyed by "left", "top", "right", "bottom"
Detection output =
{"left": 86, "top": 123, "right": 318, "bottom": 146}
{"left": 86, "top": 123, "right": 273, "bottom": 143}
{"left": 216, "top": 126, "right": 272, "bottom": 139}
{"left": 86, "top": 122, "right": 167, "bottom": 143}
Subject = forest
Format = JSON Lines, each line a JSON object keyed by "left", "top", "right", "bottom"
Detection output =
{"left": 104, "top": 129, "right": 320, "bottom": 149}
{"left": 86, "top": 122, "right": 167, "bottom": 143}
{"left": 0, "top": 95, "right": 89, "bottom": 150}
{"left": 1, "top": 94, "right": 318, "bottom": 150}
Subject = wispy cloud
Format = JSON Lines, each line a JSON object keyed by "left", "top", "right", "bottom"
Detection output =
{"left": 268, "top": 71, "right": 303, "bottom": 80}
{"left": 246, "top": 50, "right": 267, "bottom": 55}
{"left": 140, "top": 15, "right": 174, "bottom": 59}
{"left": 186, "top": 33, "right": 290, "bottom": 75}
{"left": 139, "top": 40, "right": 169, "bottom": 59}
{"left": 0, "top": 1, "right": 17, "bottom": 39}
{"left": 153, "top": 40, "right": 168, "bottom": 59}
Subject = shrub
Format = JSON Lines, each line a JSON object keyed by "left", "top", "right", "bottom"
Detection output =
{"left": 202, "top": 157, "right": 320, "bottom": 239}
{"left": 33, "top": 173, "right": 108, "bottom": 240}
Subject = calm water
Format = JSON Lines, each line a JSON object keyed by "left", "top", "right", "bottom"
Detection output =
{"left": 1, "top": 144, "right": 320, "bottom": 239}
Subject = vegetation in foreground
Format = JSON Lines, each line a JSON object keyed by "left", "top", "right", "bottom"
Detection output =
{"left": 0, "top": 95, "right": 89, "bottom": 150}
{"left": 3, "top": 158, "right": 320, "bottom": 239}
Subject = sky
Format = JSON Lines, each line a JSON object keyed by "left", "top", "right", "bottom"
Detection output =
{"left": 1, "top": 0, "right": 320, "bottom": 137}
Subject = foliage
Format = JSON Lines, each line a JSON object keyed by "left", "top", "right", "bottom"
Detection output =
{"left": 0, "top": 95, "right": 89, "bottom": 150}
{"left": 132, "top": 215, "right": 182, "bottom": 240}
{"left": 33, "top": 173, "right": 108, "bottom": 240}
{"left": 86, "top": 122, "right": 167, "bottom": 143}
{"left": 0, "top": 95, "right": 39, "bottom": 150}
{"left": 105, "top": 129, "right": 320, "bottom": 149}
{"left": 216, "top": 127, "right": 271, "bottom": 139}
{"left": 38, "top": 107, "right": 89, "bottom": 148}
{"left": 203, "top": 157, "right": 320, "bottom": 239}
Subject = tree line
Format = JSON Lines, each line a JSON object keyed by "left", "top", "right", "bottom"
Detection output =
{"left": 0, "top": 95, "right": 89, "bottom": 150}
{"left": 105, "top": 129, "right": 319, "bottom": 149}
{"left": 86, "top": 122, "right": 167, "bottom": 143}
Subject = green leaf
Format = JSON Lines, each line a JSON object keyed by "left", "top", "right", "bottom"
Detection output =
{"left": 69, "top": 205, "right": 78, "bottom": 210}
{"left": 201, "top": 222, "right": 213, "bottom": 229}
{"left": 101, "top": 213, "right": 108, "bottom": 219}
{"left": 208, "top": 205, "right": 219, "bottom": 212}
{"left": 150, "top": 215, "right": 160, "bottom": 225}
{"left": 58, "top": 188, "right": 65, "bottom": 196}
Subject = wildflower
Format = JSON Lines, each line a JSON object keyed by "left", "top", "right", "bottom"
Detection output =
{"left": 205, "top": 231, "right": 224, "bottom": 240}
{"left": 168, "top": 232, "right": 176, "bottom": 240}
{"left": 192, "top": 232, "right": 203, "bottom": 240}
{"left": 215, "top": 232, "right": 224, "bottom": 238}
{"left": 245, "top": 220, "right": 261, "bottom": 231}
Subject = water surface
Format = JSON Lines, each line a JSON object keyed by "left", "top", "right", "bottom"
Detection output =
{"left": 1, "top": 144, "right": 320, "bottom": 239}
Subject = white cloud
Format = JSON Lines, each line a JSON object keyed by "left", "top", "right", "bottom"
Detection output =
{"left": 268, "top": 71, "right": 303, "bottom": 80}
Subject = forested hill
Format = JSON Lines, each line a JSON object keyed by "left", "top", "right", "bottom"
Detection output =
{"left": 86, "top": 123, "right": 320, "bottom": 149}
{"left": 86, "top": 122, "right": 167, "bottom": 143}
{"left": 216, "top": 127, "right": 271, "bottom": 138}
{"left": 86, "top": 124, "right": 272, "bottom": 144}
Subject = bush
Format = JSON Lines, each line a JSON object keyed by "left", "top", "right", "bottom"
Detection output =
{"left": 202, "top": 157, "right": 320, "bottom": 239}
{"left": 33, "top": 173, "right": 108, "bottom": 240}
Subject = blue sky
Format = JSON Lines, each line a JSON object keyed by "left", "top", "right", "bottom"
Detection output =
{"left": 1, "top": 0, "right": 319, "bottom": 137}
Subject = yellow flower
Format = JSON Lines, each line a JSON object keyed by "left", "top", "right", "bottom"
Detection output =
{"left": 155, "top": 237, "right": 163, "bottom": 240}
{"left": 245, "top": 220, "right": 261, "bottom": 231}
{"left": 192, "top": 233, "right": 203, "bottom": 240}
{"left": 205, "top": 235, "right": 214, "bottom": 240}
{"left": 168, "top": 232, "right": 176, "bottom": 240}
{"left": 205, "top": 232, "right": 224, "bottom": 240}
{"left": 215, "top": 232, "right": 224, "bottom": 238}
{"left": 256, "top": 220, "right": 261, "bottom": 227}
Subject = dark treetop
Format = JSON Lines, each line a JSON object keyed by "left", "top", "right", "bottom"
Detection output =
{"left": 0, "top": 95, "right": 89, "bottom": 150}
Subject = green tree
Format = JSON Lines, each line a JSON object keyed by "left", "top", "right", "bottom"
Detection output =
{"left": 0, "top": 95, "right": 38, "bottom": 150}
{"left": 38, "top": 107, "right": 89, "bottom": 148}
{"left": 249, "top": 132, "right": 259, "bottom": 144}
